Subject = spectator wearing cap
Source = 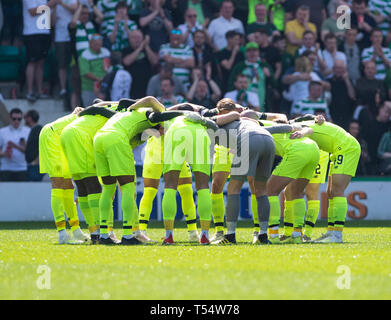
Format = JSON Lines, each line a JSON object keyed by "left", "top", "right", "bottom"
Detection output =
{"left": 157, "top": 78, "right": 187, "bottom": 108}
{"left": 106, "top": 1, "right": 138, "bottom": 52}
{"left": 228, "top": 42, "right": 274, "bottom": 112}
{"left": 285, "top": 5, "right": 317, "bottom": 56}
{"left": 69, "top": 3, "right": 101, "bottom": 108}
{"left": 351, "top": 0, "right": 377, "bottom": 51}
{"left": 215, "top": 30, "right": 245, "bottom": 93}
{"left": 122, "top": 30, "right": 158, "bottom": 98}
{"left": 159, "top": 29, "right": 195, "bottom": 90}
{"left": 0, "top": 108, "right": 30, "bottom": 182}
{"left": 247, "top": 3, "right": 279, "bottom": 41}
{"left": 224, "top": 73, "right": 260, "bottom": 111}
{"left": 22, "top": 0, "right": 57, "bottom": 103}
{"left": 187, "top": 67, "right": 221, "bottom": 109}
{"left": 139, "top": 0, "right": 173, "bottom": 52}
{"left": 207, "top": 0, "right": 245, "bottom": 51}
{"left": 79, "top": 34, "right": 111, "bottom": 106}
{"left": 361, "top": 29, "right": 391, "bottom": 81}
{"left": 24, "top": 110, "right": 44, "bottom": 181}
{"left": 146, "top": 63, "right": 186, "bottom": 97}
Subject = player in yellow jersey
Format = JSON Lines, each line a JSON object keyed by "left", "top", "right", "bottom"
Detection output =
{"left": 93, "top": 96, "right": 184, "bottom": 245}
{"left": 39, "top": 108, "right": 90, "bottom": 244}
{"left": 60, "top": 101, "right": 130, "bottom": 244}
{"left": 291, "top": 115, "right": 361, "bottom": 243}
{"left": 282, "top": 150, "right": 330, "bottom": 242}
{"left": 139, "top": 131, "right": 200, "bottom": 242}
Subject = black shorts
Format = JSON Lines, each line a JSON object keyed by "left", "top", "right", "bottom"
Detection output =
{"left": 24, "top": 34, "right": 51, "bottom": 63}
{"left": 55, "top": 41, "right": 72, "bottom": 68}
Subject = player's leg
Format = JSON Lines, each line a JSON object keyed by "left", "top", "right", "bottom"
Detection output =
{"left": 266, "top": 175, "right": 294, "bottom": 242}
{"left": 211, "top": 171, "right": 229, "bottom": 241}
{"left": 178, "top": 176, "right": 199, "bottom": 242}
{"left": 303, "top": 183, "right": 321, "bottom": 240}
{"left": 62, "top": 178, "right": 90, "bottom": 242}
{"left": 99, "top": 175, "right": 118, "bottom": 244}
{"left": 49, "top": 177, "right": 69, "bottom": 244}
{"left": 281, "top": 187, "right": 294, "bottom": 239}
{"left": 83, "top": 176, "right": 102, "bottom": 234}
{"left": 162, "top": 170, "right": 180, "bottom": 244}
{"left": 194, "top": 171, "right": 212, "bottom": 245}
{"left": 139, "top": 178, "right": 159, "bottom": 231}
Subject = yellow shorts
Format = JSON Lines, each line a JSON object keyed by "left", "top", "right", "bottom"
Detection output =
{"left": 329, "top": 138, "right": 361, "bottom": 177}
{"left": 273, "top": 139, "right": 320, "bottom": 181}
{"left": 309, "top": 150, "right": 330, "bottom": 184}
{"left": 39, "top": 125, "right": 71, "bottom": 178}
{"left": 143, "top": 136, "right": 192, "bottom": 179}
{"left": 60, "top": 126, "right": 96, "bottom": 176}
{"left": 163, "top": 120, "right": 211, "bottom": 176}
{"left": 212, "top": 144, "right": 233, "bottom": 174}
{"left": 94, "top": 132, "right": 135, "bottom": 177}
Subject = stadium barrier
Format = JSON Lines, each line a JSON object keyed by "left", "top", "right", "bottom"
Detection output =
{"left": 0, "top": 178, "right": 390, "bottom": 221}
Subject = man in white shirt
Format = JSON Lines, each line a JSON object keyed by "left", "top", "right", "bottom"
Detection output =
{"left": 54, "top": 0, "right": 78, "bottom": 97}
{"left": 207, "top": 0, "right": 244, "bottom": 50}
{"left": 0, "top": 109, "right": 31, "bottom": 181}
{"left": 177, "top": 8, "right": 203, "bottom": 48}
{"left": 224, "top": 73, "right": 260, "bottom": 111}
{"left": 22, "top": 0, "right": 57, "bottom": 102}
{"left": 322, "top": 33, "right": 347, "bottom": 79}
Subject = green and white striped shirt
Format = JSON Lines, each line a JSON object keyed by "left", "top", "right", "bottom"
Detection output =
{"left": 159, "top": 43, "right": 194, "bottom": 87}
{"left": 106, "top": 19, "right": 137, "bottom": 51}
{"left": 97, "top": 0, "right": 133, "bottom": 35}
{"left": 158, "top": 95, "right": 187, "bottom": 108}
{"left": 75, "top": 21, "right": 96, "bottom": 57}
{"left": 361, "top": 46, "right": 391, "bottom": 80}
{"left": 369, "top": 0, "right": 391, "bottom": 36}
{"left": 292, "top": 98, "right": 330, "bottom": 119}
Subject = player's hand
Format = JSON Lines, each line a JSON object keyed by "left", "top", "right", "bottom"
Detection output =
{"left": 291, "top": 123, "right": 302, "bottom": 132}
{"left": 73, "top": 107, "right": 84, "bottom": 115}
{"left": 315, "top": 115, "right": 325, "bottom": 125}
{"left": 290, "top": 131, "right": 305, "bottom": 139}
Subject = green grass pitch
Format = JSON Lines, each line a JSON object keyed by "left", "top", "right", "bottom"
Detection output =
{"left": 1, "top": 221, "right": 391, "bottom": 300}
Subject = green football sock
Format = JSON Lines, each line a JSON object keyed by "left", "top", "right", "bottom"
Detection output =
{"left": 197, "top": 188, "right": 212, "bottom": 227}
{"left": 139, "top": 187, "right": 158, "bottom": 231}
{"left": 162, "top": 188, "right": 177, "bottom": 222}
{"left": 87, "top": 193, "right": 101, "bottom": 228}
{"left": 333, "top": 197, "right": 347, "bottom": 232}
{"left": 178, "top": 184, "right": 197, "bottom": 231}
{"left": 327, "top": 198, "right": 335, "bottom": 231}
{"left": 62, "top": 189, "right": 79, "bottom": 231}
{"left": 268, "top": 196, "right": 280, "bottom": 237}
{"left": 99, "top": 184, "right": 116, "bottom": 236}
{"left": 120, "top": 182, "right": 137, "bottom": 236}
{"left": 304, "top": 200, "right": 320, "bottom": 237}
{"left": 251, "top": 194, "right": 260, "bottom": 233}
{"left": 51, "top": 188, "right": 65, "bottom": 231}
{"left": 283, "top": 200, "right": 294, "bottom": 236}
{"left": 293, "top": 198, "right": 306, "bottom": 231}
{"left": 78, "top": 196, "right": 95, "bottom": 233}
{"left": 211, "top": 193, "right": 225, "bottom": 232}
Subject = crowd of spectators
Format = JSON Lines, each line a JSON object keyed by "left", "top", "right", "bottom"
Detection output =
{"left": 1, "top": 0, "right": 391, "bottom": 177}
